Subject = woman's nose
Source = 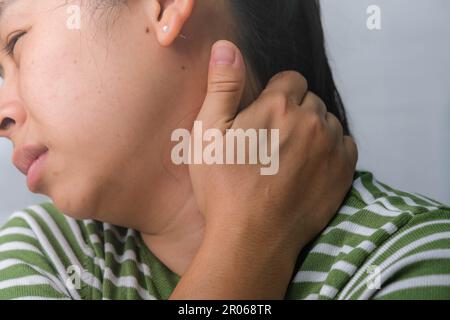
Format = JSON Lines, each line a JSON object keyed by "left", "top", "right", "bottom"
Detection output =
{"left": 0, "top": 76, "right": 26, "bottom": 140}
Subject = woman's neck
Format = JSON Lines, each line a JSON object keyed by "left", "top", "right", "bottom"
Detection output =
{"left": 139, "top": 194, "right": 206, "bottom": 277}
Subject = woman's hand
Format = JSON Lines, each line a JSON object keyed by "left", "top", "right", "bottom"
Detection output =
{"left": 192, "top": 40, "right": 357, "bottom": 257}
{"left": 169, "top": 40, "right": 358, "bottom": 299}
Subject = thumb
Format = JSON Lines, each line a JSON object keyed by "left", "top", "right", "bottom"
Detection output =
{"left": 196, "top": 40, "right": 246, "bottom": 133}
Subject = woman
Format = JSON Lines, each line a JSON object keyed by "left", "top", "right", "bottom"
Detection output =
{"left": 0, "top": 0, "right": 449, "bottom": 300}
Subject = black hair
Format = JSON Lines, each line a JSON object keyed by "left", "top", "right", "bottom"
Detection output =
{"left": 228, "top": 0, "right": 351, "bottom": 135}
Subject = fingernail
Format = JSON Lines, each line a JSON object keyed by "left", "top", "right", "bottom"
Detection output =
{"left": 212, "top": 44, "right": 236, "bottom": 65}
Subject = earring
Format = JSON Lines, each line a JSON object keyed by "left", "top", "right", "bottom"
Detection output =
{"left": 163, "top": 25, "right": 188, "bottom": 40}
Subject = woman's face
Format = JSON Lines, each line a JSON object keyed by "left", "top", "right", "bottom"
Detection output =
{"left": 0, "top": 0, "right": 234, "bottom": 226}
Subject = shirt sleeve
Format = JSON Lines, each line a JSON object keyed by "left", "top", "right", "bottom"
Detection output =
{"left": 0, "top": 206, "right": 84, "bottom": 300}
{"left": 358, "top": 208, "right": 450, "bottom": 300}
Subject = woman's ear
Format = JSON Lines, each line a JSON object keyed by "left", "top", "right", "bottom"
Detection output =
{"left": 148, "top": 0, "right": 195, "bottom": 47}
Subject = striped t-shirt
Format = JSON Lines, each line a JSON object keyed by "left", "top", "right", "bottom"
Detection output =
{"left": 1, "top": 171, "right": 450, "bottom": 300}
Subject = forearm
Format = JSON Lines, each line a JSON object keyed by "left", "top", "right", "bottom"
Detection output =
{"left": 169, "top": 221, "right": 298, "bottom": 300}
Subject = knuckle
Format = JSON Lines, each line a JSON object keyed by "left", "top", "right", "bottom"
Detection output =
{"left": 304, "top": 110, "right": 324, "bottom": 132}
{"left": 262, "top": 91, "right": 290, "bottom": 115}
{"left": 317, "top": 101, "right": 328, "bottom": 115}
{"left": 315, "top": 97, "right": 327, "bottom": 113}
{"left": 267, "top": 70, "right": 291, "bottom": 84}
{"left": 327, "top": 112, "right": 344, "bottom": 133}
{"left": 306, "top": 91, "right": 324, "bottom": 107}
{"left": 344, "top": 136, "right": 359, "bottom": 165}
{"left": 268, "top": 70, "right": 308, "bottom": 87}
{"left": 289, "top": 71, "right": 308, "bottom": 90}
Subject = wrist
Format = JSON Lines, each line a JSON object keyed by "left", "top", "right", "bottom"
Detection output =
{"left": 203, "top": 216, "right": 299, "bottom": 280}
{"left": 170, "top": 215, "right": 300, "bottom": 300}
{"left": 205, "top": 214, "right": 304, "bottom": 266}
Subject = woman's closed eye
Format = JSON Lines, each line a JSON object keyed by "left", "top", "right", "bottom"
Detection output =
{"left": 2, "top": 31, "right": 26, "bottom": 56}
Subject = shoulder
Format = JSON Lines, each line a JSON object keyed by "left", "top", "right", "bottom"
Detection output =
{"left": 287, "top": 171, "right": 450, "bottom": 300}
{"left": 340, "top": 172, "right": 450, "bottom": 299}
{"left": 0, "top": 202, "right": 115, "bottom": 299}
{"left": 0, "top": 202, "right": 105, "bottom": 264}
{"left": 0, "top": 202, "right": 159, "bottom": 300}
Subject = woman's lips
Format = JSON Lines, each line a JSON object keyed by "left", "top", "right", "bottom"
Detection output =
{"left": 12, "top": 144, "right": 49, "bottom": 176}
{"left": 12, "top": 144, "right": 49, "bottom": 191}
{"left": 26, "top": 150, "right": 49, "bottom": 191}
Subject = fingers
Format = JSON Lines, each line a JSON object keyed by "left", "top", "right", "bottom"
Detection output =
{"left": 299, "top": 91, "right": 328, "bottom": 120}
{"left": 298, "top": 91, "right": 358, "bottom": 170}
{"left": 325, "top": 111, "right": 344, "bottom": 145}
{"left": 196, "top": 40, "right": 247, "bottom": 133}
{"left": 262, "top": 71, "right": 308, "bottom": 106}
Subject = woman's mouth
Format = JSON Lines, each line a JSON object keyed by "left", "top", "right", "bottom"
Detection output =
{"left": 12, "top": 144, "right": 49, "bottom": 192}
{"left": 26, "top": 150, "right": 49, "bottom": 191}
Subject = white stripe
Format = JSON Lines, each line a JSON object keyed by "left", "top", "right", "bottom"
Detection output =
{"left": 358, "top": 240, "right": 376, "bottom": 252}
{"left": 310, "top": 243, "right": 353, "bottom": 257}
{"left": 319, "top": 285, "right": 338, "bottom": 298}
{"left": 339, "top": 220, "right": 450, "bottom": 299}
{"left": 353, "top": 177, "right": 375, "bottom": 203}
{"left": 323, "top": 221, "right": 376, "bottom": 237}
{"left": 62, "top": 216, "right": 107, "bottom": 272}
{"left": 0, "top": 275, "right": 67, "bottom": 296}
{"left": 0, "top": 259, "right": 70, "bottom": 295}
{"left": 29, "top": 206, "right": 102, "bottom": 292}
{"left": 363, "top": 203, "right": 404, "bottom": 217}
{"left": 331, "top": 260, "right": 357, "bottom": 276}
{"left": 86, "top": 232, "right": 102, "bottom": 246}
{"left": 310, "top": 240, "right": 375, "bottom": 258}
{"left": 358, "top": 247, "right": 450, "bottom": 299}
{"left": 104, "top": 243, "right": 152, "bottom": 276}
{"left": 104, "top": 224, "right": 134, "bottom": 243}
{"left": 0, "top": 241, "right": 42, "bottom": 255}
{"left": 10, "top": 210, "right": 82, "bottom": 299}
{"left": 375, "top": 274, "right": 450, "bottom": 298}
{"left": 0, "top": 227, "right": 37, "bottom": 239}
{"left": 62, "top": 212, "right": 155, "bottom": 298}
{"left": 103, "top": 268, "right": 156, "bottom": 300}
{"left": 11, "top": 296, "right": 70, "bottom": 300}
{"left": 293, "top": 271, "right": 328, "bottom": 283}
{"left": 64, "top": 215, "right": 152, "bottom": 277}
{"left": 338, "top": 206, "right": 360, "bottom": 216}
{"left": 84, "top": 221, "right": 105, "bottom": 237}
{"left": 16, "top": 205, "right": 158, "bottom": 300}
{"left": 373, "top": 180, "right": 439, "bottom": 212}
{"left": 353, "top": 178, "right": 415, "bottom": 216}
{"left": 304, "top": 293, "right": 319, "bottom": 300}
{"left": 381, "top": 222, "right": 398, "bottom": 235}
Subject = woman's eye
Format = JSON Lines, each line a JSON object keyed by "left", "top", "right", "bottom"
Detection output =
{"left": 2, "top": 31, "right": 26, "bottom": 56}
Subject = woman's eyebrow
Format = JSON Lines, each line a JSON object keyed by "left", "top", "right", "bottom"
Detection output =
{"left": 0, "top": 0, "right": 18, "bottom": 24}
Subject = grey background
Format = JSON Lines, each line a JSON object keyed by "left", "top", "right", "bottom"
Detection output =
{"left": 0, "top": 0, "right": 449, "bottom": 224}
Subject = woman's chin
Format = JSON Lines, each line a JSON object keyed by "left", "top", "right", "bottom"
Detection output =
{"left": 50, "top": 192, "right": 99, "bottom": 221}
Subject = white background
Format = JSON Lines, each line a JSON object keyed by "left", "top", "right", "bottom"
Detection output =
{"left": 0, "top": 0, "right": 449, "bottom": 224}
